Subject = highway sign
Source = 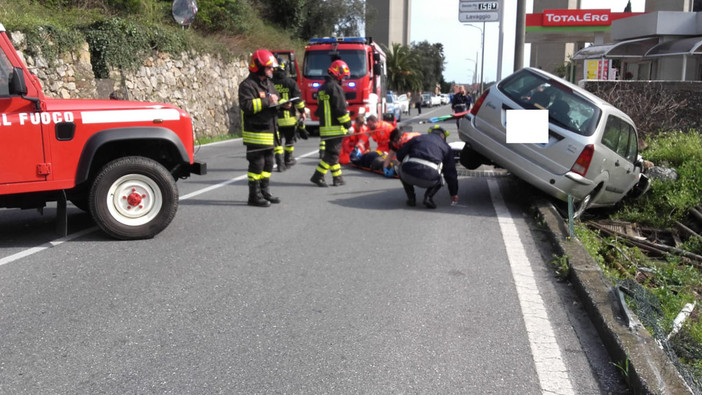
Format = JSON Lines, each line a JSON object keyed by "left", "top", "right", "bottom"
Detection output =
{"left": 459, "top": 12, "right": 499, "bottom": 23}
{"left": 459, "top": 1, "right": 498, "bottom": 12}
{"left": 458, "top": 0, "right": 501, "bottom": 23}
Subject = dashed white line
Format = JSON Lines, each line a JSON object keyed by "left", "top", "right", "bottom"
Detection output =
{"left": 487, "top": 178, "right": 575, "bottom": 395}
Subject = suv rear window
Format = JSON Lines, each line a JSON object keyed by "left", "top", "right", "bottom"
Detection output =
{"left": 498, "top": 69, "right": 601, "bottom": 136}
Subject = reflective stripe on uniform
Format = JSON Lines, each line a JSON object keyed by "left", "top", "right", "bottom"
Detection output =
{"left": 252, "top": 98, "right": 263, "bottom": 114}
{"left": 337, "top": 113, "right": 351, "bottom": 124}
{"left": 330, "top": 163, "right": 342, "bottom": 177}
{"left": 243, "top": 131, "right": 274, "bottom": 145}
{"left": 277, "top": 112, "right": 297, "bottom": 127}
{"left": 316, "top": 160, "right": 330, "bottom": 174}
{"left": 320, "top": 125, "right": 346, "bottom": 136}
{"left": 404, "top": 156, "right": 442, "bottom": 172}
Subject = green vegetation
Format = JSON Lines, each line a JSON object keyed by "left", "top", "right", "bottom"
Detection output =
{"left": 575, "top": 131, "right": 702, "bottom": 388}
{"left": 615, "top": 131, "right": 702, "bottom": 229}
{"left": 1, "top": 0, "right": 452, "bottom": 95}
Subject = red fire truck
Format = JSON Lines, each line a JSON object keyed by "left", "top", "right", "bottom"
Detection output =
{"left": 300, "top": 37, "right": 387, "bottom": 130}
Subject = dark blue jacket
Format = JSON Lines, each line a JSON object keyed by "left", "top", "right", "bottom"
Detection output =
{"left": 396, "top": 130, "right": 459, "bottom": 196}
{"left": 451, "top": 92, "right": 472, "bottom": 112}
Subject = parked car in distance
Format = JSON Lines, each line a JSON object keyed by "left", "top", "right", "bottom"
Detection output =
{"left": 397, "top": 94, "right": 410, "bottom": 114}
{"left": 421, "top": 92, "right": 432, "bottom": 107}
{"left": 440, "top": 93, "right": 450, "bottom": 105}
{"left": 386, "top": 93, "right": 402, "bottom": 121}
{"left": 458, "top": 67, "right": 649, "bottom": 217}
{"left": 430, "top": 94, "right": 442, "bottom": 107}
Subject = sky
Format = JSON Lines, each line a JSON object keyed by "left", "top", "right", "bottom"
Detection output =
{"left": 410, "top": 0, "right": 646, "bottom": 85}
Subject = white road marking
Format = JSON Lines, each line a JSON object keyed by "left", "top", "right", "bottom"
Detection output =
{"left": 487, "top": 179, "right": 575, "bottom": 395}
{"left": 0, "top": 148, "right": 319, "bottom": 266}
{"left": 0, "top": 227, "right": 97, "bottom": 267}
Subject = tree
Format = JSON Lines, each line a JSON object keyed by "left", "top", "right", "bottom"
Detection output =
{"left": 254, "top": 0, "right": 306, "bottom": 34}
{"left": 383, "top": 43, "right": 423, "bottom": 93}
{"left": 410, "top": 41, "right": 445, "bottom": 92}
{"left": 298, "top": 0, "right": 366, "bottom": 40}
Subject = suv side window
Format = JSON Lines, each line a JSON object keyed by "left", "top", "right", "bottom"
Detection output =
{"left": 602, "top": 115, "right": 637, "bottom": 163}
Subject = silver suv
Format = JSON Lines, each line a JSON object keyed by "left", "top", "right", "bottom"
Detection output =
{"left": 458, "top": 67, "right": 649, "bottom": 216}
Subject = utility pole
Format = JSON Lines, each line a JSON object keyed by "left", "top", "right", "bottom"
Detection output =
{"left": 514, "top": 0, "right": 527, "bottom": 71}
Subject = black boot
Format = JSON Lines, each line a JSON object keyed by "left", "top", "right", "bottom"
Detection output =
{"left": 275, "top": 153, "right": 286, "bottom": 172}
{"left": 260, "top": 178, "right": 280, "bottom": 204}
{"left": 402, "top": 181, "right": 416, "bottom": 207}
{"left": 423, "top": 184, "right": 442, "bottom": 209}
{"left": 248, "top": 180, "right": 271, "bottom": 207}
{"left": 284, "top": 151, "right": 296, "bottom": 167}
{"left": 310, "top": 171, "right": 328, "bottom": 187}
{"left": 332, "top": 175, "right": 345, "bottom": 186}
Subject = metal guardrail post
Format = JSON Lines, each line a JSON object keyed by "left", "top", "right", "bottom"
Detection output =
{"left": 567, "top": 194, "right": 575, "bottom": 239}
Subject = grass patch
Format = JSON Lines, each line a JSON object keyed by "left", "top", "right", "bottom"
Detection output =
{"left": 614, "top": 131, "right": 702, "bottom": 228}
{"left": 575, "top": 130, "right": 702, "bottom": 388}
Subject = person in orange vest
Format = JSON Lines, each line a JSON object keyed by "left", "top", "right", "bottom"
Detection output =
{"left": 382, "top": 128, "right": 421, "bottom": 176}
{"left": 366, "top": 114, "right": 394, "bottom": 153}
{"left": 340, "top": 114, "right": 370, "bottom": 165}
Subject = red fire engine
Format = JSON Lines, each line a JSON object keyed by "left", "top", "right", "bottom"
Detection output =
{"left": 300, "top": 37, "right": 387, "bottom": 130}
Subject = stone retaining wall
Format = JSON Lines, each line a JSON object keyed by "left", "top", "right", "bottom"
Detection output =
{"left": 9, "top": 30, "right": 248, "bottom": 139}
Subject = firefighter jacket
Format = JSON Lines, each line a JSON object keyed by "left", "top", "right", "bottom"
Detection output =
{"left": 316, "top": 76, "right": 351, "bottom": 137}
{"left": 273, "top": 75, "right": 305, "bottom": 128}
{"left": 239, "top": 72, "right": 280, "bottom": 148}
{"left": 371, "top": 120, "right": 395, "bottom": 153}
{"left": 395, "top": 130, "right": 459, "bottom": 196}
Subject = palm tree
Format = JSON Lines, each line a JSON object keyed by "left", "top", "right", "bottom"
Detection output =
{"left": 383, "top": 43, "right": 423, "bottom": 93}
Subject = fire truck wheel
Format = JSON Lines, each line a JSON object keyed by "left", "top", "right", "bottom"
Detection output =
{"left": 89, "top": 156, "right": 178, "bottom": 240}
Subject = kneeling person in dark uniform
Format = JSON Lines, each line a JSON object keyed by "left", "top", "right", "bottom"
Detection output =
{"left": 395, "top": 125, "right": 459, "bottom": 208}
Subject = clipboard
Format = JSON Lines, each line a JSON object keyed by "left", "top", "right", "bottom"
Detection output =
{"left": 269, "top": 97, "right": 300, "bottom": 108}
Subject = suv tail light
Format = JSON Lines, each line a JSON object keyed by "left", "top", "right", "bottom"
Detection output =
{"left": 471, "top": 89, "right": 490, "bottom": 115}
{"left": 571, "top": 144, "right": 594, "bottom": 176}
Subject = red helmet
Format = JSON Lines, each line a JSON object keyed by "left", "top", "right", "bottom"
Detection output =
{"left": 249, "top": 49, "right": 278, "bottom": 74}
{"left": 328, "top": 60, "right": 350, "bottom": 81}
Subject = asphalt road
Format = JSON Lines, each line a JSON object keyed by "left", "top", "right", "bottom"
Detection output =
{"left": 0, "top": 105, "right": 628, "bottom": 394}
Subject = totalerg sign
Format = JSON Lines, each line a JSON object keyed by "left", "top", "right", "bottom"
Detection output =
{"left": 542, "top": 9, "right": 611, "bottom": 26}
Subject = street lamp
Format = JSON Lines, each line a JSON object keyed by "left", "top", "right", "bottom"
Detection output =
{"left": 464, "top": 23, "right": 485, "bottom": 94}
{"left": 465, "top": 54, "right": 478, "bottom": 86}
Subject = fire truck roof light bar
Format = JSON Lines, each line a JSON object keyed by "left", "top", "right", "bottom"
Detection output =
{"left": 308, "top": 37, "right": 368, "bottom": 45}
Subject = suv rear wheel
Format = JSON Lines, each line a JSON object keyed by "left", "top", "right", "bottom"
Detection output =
{"left": 89, "top": 156, "right": 178, "bottom": 240}
{"left": 459, "top": 145, "right": 487, "bottom": 170}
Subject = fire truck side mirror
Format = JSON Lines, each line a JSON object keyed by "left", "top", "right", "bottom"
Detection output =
{"left": 373, "top": 62, "right": 381, "bottom": 77}
{"left": 9, "top": 67, "right": 27, "bottom": 96}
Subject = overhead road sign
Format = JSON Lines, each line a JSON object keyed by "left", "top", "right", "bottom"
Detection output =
{"left": 459, "top": 1, "right": 498, "bottom": 12}
{"left": 458, "top": 0, "right": 501, "bottom": 23}
{"left": 459, "top": 12, "right": 499, "bottom": 23}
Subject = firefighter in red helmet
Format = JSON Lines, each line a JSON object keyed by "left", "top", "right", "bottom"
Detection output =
{"left": 238, "top": 49, "right": 281, "bottom": 207}
{"left": 310, "top": 59, "right": 352, "bottom": 187}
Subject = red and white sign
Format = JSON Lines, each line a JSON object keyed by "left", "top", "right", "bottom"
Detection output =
{"left": 542, "top": 9, "right": 611, "bottom": 26}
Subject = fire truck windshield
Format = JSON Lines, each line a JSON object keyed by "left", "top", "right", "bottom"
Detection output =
{"left": 303, "top": 50, "right": 367, "bottom": 79}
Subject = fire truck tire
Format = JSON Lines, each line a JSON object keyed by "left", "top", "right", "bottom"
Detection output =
{"left": 89, "top": 156, "right": 178, "bottom": 240}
